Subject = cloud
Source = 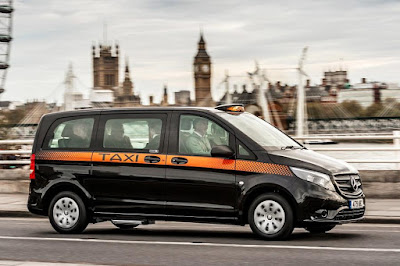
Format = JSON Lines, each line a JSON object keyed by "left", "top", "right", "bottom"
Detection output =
{"left": 2, "top": 0, "right": 400, "bottom": 104}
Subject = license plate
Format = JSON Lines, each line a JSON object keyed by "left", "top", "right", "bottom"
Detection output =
{"left": 349, "top": 198, "right": 364, "bottom": 209}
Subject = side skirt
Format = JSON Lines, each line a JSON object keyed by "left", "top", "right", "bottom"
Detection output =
{"left": 93, "top": 212, "right": 241, "bottom": 225}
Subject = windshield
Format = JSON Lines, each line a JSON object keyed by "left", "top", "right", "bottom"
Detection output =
{"left": 218, "top": 112, "right": 303, "bottom": 150}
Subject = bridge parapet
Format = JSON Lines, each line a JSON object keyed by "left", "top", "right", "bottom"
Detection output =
{"left": 288, "top": 117, "right": 400, "bottom": 134}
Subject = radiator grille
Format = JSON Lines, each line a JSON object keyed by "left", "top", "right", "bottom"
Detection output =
{"left": 333, "top": 174, "right": 363, "bottom": 197}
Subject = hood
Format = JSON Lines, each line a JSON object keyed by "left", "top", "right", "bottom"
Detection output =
{"left": 267, "top": 149, "right": 358, "bottom": 176}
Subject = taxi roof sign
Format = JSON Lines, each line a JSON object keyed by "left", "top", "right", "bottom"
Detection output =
{"left": 215, "top": 104, "right": 245, "bottom": 112}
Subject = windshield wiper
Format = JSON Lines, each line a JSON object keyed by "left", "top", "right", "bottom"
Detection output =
{"left": 281, "top": 146, "right": 306, "bottom": 150}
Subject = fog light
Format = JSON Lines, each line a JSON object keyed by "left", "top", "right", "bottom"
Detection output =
{"left": 315, "top": 209, "right": 328, "bottom": 218}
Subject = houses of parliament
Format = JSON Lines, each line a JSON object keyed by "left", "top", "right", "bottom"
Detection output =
{"left": 90, "top": 32, "right": 214, "bottom": 108}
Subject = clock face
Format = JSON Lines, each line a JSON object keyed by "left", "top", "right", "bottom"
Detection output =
{"left": 201, "top": 64, "right": 209, "bottom": 73}
{"left": 194, "top": 65, "right": 199, "bottom": 72}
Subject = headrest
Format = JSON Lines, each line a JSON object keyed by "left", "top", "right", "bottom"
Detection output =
{"left": 180, "top": 117, "right": 192, "bottom": 130}
{"left": 61, "top": 124, "right": 74, "bottom": 137}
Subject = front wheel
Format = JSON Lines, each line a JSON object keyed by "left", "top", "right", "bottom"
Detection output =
{"left": 48, "top": 191, "right": 88, "bottom": 234}
{"left": 305, "top": 224, "right": 336, "bottom": 234}
{"left": 248, "top": 193, "right": 294, "bottom": 240}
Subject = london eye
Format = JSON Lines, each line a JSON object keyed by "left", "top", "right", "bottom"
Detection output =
{"left": 0, "top": 0, "right": 13, "bottom": 95}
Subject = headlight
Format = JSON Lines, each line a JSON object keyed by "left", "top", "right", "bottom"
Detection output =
{"left": 290, "top": 167, "right": 335, "bottom": 191}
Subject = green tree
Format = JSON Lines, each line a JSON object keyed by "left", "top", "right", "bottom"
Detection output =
{"left": 363, "top": 103, "right": 384, "bottom": 117}
{"left": 339, "top": 100, "right": 364, "bottom": 117}
{"left": 378, "top": 98, "right": 400, "bottom": 117}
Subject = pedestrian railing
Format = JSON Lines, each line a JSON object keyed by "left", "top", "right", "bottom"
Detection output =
{"left": 0, "top": 139, "right": 33, "bottom": 165}
{"left": 294, "top": 131, "right": 400, "bottom": 164}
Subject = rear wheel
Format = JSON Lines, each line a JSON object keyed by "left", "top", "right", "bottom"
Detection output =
{"left": 48, "top": 191, "right": 88, "bottom": 234}
{"left": 248, "top": 193, "right": 294, "bottom": 240}
{"left": 305, "top": 224, "right": 336, "bottom": 234}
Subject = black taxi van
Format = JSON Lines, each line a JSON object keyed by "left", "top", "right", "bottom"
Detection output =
{"left": 27, "top": 104, "right": 365, "bottom": 240}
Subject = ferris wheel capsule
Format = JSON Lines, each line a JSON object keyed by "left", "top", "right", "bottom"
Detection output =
{"left": 0, "top": 5, "right": 12, "bottom": 14}
{"left": 0, "top": 0, "right": 13, "bottom": 95}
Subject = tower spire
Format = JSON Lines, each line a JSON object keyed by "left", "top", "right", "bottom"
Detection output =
{"left": 199, "top": 27, "right": 204, "bottom": 43}
{"left": 198, "top": 29, "right": 205, "bottom": 49}
{"left": 124, "top": 57, "right": 131, "bottom": 81}
{"left": 161, "top": 83, "right": 168, "bottom": 106}
{"left": 125, "top": 56, "right": 129, "bottom": 74}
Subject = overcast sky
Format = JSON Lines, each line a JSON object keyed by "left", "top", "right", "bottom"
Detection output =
{"left": 2, "top": 0, "right": 400, "bottom": 105}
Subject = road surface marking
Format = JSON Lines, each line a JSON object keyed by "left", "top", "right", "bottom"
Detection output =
{"left": 333, "top": 229, "right": 400, "bottom": 233}
{"left": 0, "top": 235, "right": 399, "bottom": 253}
{"left": 0, "top": 260, "right": 104, "bottom": 266}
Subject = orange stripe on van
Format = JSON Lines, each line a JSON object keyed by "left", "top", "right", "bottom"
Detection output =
{"left": 166, "top": 155, "right": 235, "bottom": 170}
{"left": 36, "top": 151, "right": 292, "bottom": 176}
{"left": 166, "top": 155, "right": 293, "bottom": 176}
{"left": 236, "top": 160, "right": 293, "bottom": 176}
{"left": 36, "top": 151, "right": 92, "bottom": 161}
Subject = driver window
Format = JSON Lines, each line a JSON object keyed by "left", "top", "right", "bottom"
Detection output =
{"left": 179, "top": 115, "right": 229, "bottom": 156}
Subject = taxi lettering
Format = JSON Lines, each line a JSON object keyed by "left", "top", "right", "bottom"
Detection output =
{"left": 97, "top": 153, "right": 139, "bottom": 163}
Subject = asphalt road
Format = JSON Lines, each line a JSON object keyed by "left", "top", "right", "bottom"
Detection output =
{"left": 0, "top": 218, "right": 399, "bottom": 265}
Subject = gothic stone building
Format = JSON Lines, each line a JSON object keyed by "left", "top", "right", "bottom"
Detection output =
{"left": 91, "top": 32, "right": 213, "bottom": 108}
{"left": 92, "top": 43, "right": 141, "bottom": 107}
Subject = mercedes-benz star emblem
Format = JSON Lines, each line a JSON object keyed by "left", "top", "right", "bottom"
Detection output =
{"left": 350, "top": 176, "right": 358, "bottom": 191}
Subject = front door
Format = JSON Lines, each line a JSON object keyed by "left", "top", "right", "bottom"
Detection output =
{"left": 165, "top": 112, "right": 237, "bottom": 220}
{"left": 87, "top": 112, "right": 169, "bottom": 216}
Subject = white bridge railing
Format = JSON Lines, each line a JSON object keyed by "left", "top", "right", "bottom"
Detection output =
{"left": 1, "top": 131, "right": 400, "bottom": 165}
{"left": 0, "top": 139, "right": 33, "bottom": 165}
{"left": 294, "top": 131, "right": 400, "bottom": 165}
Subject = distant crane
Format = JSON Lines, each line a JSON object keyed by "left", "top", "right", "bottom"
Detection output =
{"left": 247, "top": 61, "right": 271, "bottom": 123}
{"left": 260, "top": 69, "right": 284, "bottom": 130}
{"left": 217, "top": 71, "right": 246, "bottom": 105}
{"left": 221, "top": 70, "right": 231, "bottom": 104}
{"left": 296, "top": 46, "right": 309, "bottom": 137}
{"left": 218, "top": 48, "right": 310, "bottom": 133}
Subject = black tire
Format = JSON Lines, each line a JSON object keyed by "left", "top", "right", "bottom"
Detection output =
{"left": 248, "top": 193, "right": 294, "bottom": 240}
{"left": 48, "top": 191, "right": 88, "bottom": 234}
{"left": 305, "top": 224, "right": 336, "bottom": 234}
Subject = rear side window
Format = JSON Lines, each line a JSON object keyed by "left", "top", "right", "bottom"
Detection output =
{"left": 45, "top": 118, "right": 95, "bottom": 149}
{"left": 103, "top": 118, "right": 163, "bottom": 151}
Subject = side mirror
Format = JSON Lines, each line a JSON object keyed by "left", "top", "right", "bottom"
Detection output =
{"left": 211, "top": 145, "right": 235, "bottom": 158}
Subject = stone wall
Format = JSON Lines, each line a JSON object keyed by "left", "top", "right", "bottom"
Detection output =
{"left": 0, "top": 169, "right": 30, "bottom": 194}
{"left": 359, "top": 170, "right": 400, "bottom": 199}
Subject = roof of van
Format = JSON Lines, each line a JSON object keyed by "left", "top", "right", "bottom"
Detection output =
{"left": 42, "top": 107, "right": 222, "bottom": 119}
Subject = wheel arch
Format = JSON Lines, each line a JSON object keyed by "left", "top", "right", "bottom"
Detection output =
{"left": 42, "top": 181, "right": 93, "bottom": 215}
{"left": 240, "top": 184, "right": 298, "bottom": 225}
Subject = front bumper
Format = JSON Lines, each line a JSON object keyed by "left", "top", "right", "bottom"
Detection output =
{"left": 304, "top": 206, "right": 365, "bottom": 224}
{"left": 296, "top": 180, "right": 365, "bottom": 224}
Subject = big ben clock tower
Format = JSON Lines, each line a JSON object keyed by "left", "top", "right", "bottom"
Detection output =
{"left": 194, "top": 32, "right": 213, "bottom": 106}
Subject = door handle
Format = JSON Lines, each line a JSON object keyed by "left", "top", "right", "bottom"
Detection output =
{"left": 171, "top": 157, "right": 188, "bottom": 165}
{"left": 144, "top": 156, "right": 161, "bottom": 163}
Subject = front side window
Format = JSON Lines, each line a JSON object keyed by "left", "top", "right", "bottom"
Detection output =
{"left": 179, "top": 115, "right": 229, "bottom": 156}
{"left": 46, "top": 118, "right": 94, "bottom": 149}
{"left": 103, "top": 118, "right": 163, "bottom": 152}
{"left": 238, "top": 144, "right": 250, "bottom": 156}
